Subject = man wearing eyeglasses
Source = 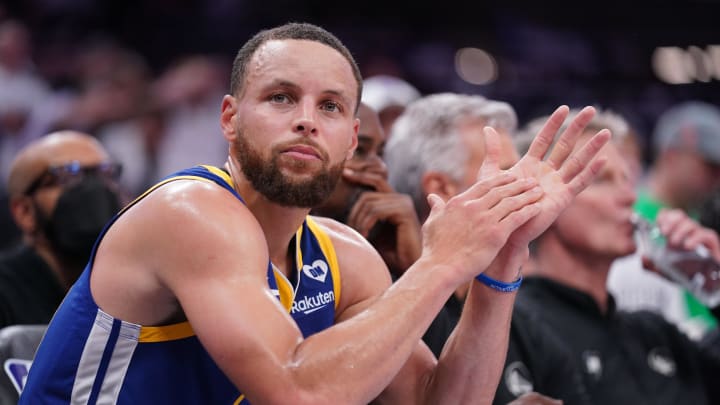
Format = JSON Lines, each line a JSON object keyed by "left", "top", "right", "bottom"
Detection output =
{"left": 0, "top": 130, "right": 123, "bottom": 328}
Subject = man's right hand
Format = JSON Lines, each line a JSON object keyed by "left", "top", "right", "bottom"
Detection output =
{"left": 419, "top": 130, "right": 545, "bottom": 284}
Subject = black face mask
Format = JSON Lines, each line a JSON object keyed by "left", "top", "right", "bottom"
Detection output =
{"left": 34, "top": 176, "right": 121, "bottom": 265}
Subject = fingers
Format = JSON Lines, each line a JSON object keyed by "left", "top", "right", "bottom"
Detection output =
{"left": 472, "top": 179, "right": 542, "bottom": 212}
{"left": 658, "top": 209, "right": 720, "bottom": 259}
{"left": 658, "top": 209, "right": 694, "bottom": 247}
{"left": 347, "top": 192, "right": 417, "bottom": 236}
{"left": 525, "top": 105, "right": 570, "bottom": 160}
{"left": 559, "top": 128, "right": 611, "bottom": 184}
{"left": 478, "top": 126, "right": 501, "bottom": 180}
{"left": 487, "top": 185, "right": 543, "bottom": 219}
{"left": 497, "top": 201, "right": 542, "bottom": 239}
{"left": 425, "top": 193, "right": 445, "bottom": 221}
{"left": 343, "top": 167, "right": 393, "bottom": 193}
{"left": 459, "top": 172, "right": 518, "bottom": 202}
{"left": 546, "top": 106, "right": 596, "bottom": 169}
{"left": 684, "top": 228, "right": 720, "bottom": 260}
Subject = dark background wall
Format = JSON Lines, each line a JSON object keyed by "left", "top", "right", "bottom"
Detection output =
{"left": 2, "top": 0, "right": 720, "bottom": 150}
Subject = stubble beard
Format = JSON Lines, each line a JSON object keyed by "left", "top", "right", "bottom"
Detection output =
{"left": 232, "top": 133, "right": 345, "bottom": 208}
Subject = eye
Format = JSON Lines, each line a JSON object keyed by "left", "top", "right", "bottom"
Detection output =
{"left": 269, "top": 93, "right": 291, "bottom": 104}
{"left": 321, "top": 100, "right": 341, "bottom": 113}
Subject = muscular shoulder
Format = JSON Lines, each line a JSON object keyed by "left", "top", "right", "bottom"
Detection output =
{"left": 92, "top": 179, "right": 269, "bottom": 324}
{"left": 125, "top": 179, "right": 263, "bottom": 247}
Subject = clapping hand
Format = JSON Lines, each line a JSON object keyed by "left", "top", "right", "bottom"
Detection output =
{"left": 482, "top": 106, "right": 611, "bottom": 254}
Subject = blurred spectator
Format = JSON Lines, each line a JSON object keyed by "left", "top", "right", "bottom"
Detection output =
{"left": 637, "top": 101, "right": 720, "bottom": 220}
{"left": 515, "top": 119, "right": 720, "bottom": 404}
{"left": 609, "top": 101, "right": 720, "bottom": 338}
{"left": 0, "top": 20, "right": 50, "bottom": 250}
{"left": 361, "top": 74, "right": 421, "bottom": 138}
{"left": 49, "top": 41, "right": 150, "bottom": 136}
{"left": 0, "top": 131, "right": 122, "bottom": 328}
{"left": 151, "top": 55, "right": 229, "bottom": 178}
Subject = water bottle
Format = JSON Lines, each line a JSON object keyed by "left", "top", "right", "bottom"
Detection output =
{"left": 632, "top": 213, "right": 720, "bottom": 308}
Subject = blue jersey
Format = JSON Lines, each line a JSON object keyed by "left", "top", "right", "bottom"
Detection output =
{"left": 20, "top": 165, "right": 341, "bottom": 405}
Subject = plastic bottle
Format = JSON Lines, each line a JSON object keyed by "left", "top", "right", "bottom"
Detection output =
{"left": 632, "top": 214, "right": 720, "bottom": 308}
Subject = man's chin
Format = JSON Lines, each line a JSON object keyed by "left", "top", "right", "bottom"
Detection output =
{"left": 279, "top": 167, "right": 325, "bottom": 183}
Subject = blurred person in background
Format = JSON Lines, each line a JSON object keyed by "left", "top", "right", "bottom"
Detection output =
{"left": 0, "top": 131, "right": 122, "bottom": 328}
{"left": 0, "top": 19, "right": 51, "bottom": 249}
{"left": 608, "top": 101, "right": 720, "bottom": 339}
{"left": 312, "top": 102, "right": 422, "bottom": 277}
{"left": 361, "top": 74, "right": 421, "bottom": 138}
{"left": 48, "top": 41, "right": 150, "bottom": 136}
{"left": 386, "top": 93, "right": 593, "bottom": 404}
{"left": 150, "top": 54, "right": 230, "bottom": 179}
{"left": 514, "top": 108, "right": 720, "bottom": 404}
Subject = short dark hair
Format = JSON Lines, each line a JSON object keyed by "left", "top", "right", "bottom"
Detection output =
{"left": 230, "top": 22, "right": 363, "bottom": 112}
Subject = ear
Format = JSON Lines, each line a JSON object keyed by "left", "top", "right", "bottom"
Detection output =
{"left": 346, "top": 117, "right": 359, "bottom": 161}
{"left": 220, "top": 95, "right": 238, "bottom": 142}
{"left": 9, "top": 195, "right": 37, "bottom": 234}
{"left": 421, "top": 171, "right": 461, "bottom": 202}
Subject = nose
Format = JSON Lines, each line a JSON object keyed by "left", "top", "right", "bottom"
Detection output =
{"left": 292, "top": 100, "right": 318, "bottom": 136}
{"left": 618, "top": 179, "right": 637, "bottom": 207}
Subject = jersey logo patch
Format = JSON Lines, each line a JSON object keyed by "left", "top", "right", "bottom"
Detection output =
{"left": 302, "top": 260, "right": 329, "bottom": 283}
{"left": 647, "top": 347, "right": 676, "bottom": 377}
{"left": 582, "top": 350, "right": 603, "bottom": 381}
{"left": 4, "top": 359, "right": 32, "bottom": 394}
{"left": 504, "top": 361, "right": 533, "bottom": 397}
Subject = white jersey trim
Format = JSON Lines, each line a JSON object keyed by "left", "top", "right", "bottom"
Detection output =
{"left": 71, "top": 309, "right": 140, "bottom": 404}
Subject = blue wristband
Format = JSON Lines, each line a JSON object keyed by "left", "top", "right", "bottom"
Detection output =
{"left": 475, "top": 272, "right": 523, "bottom": 292}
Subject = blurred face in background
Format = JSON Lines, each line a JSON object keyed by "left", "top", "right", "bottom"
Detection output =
{"left": 666, "top": 149, "right": 720, "bottom": 209}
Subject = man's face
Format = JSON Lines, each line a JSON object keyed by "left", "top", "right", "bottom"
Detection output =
{"left": 668, "top": 150, "right": 720, "bottom": 208}
{"left": 227, "top": 39, "right": 359, "bottom": 207}
{"left": 28, "top": 138, "right": 112, "bottom": 225}
{"left": 315, "top": 103, "right": 387, "bottom": 220}
{"left": 15, "top": 134, "right": 121, "bottom": 266}
{"left": 551, "top": 134, "right": 638, "bottom": 259}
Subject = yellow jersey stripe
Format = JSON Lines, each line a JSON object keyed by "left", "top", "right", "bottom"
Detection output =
{"left": 306, "top": 217, "right": 341, "bottom": 309}
{"left": 139, "top": 322, "right": 194, "bottom": 342}
{"left": 201, "top": 165, "right": 234, "bottom": 187}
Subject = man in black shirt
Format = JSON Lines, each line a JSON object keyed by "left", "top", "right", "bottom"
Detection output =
{"left": 516, "top": 114, "right": 720, "bottom": 404}
{"left": 0, "top": 131, "right": 122, "bottom": 327}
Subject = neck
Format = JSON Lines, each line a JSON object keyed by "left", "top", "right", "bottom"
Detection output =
{"left": 225, "top": 160, "right": 309, "bottom": 275}
{"left": 534, "top": 236, "right": 613, "bottom": 313}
